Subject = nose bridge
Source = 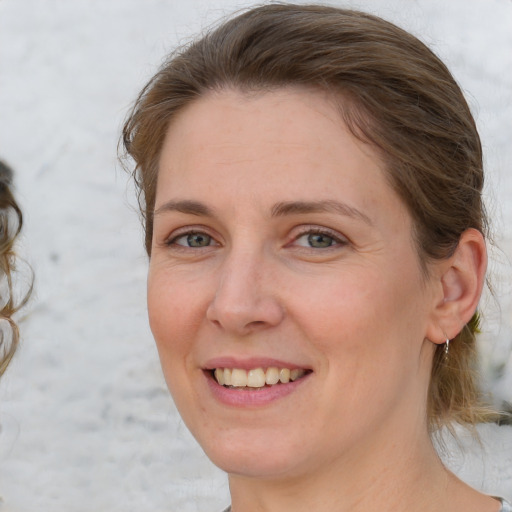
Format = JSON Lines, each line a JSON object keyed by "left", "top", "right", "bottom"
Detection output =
{"left": 206, "top": 243, "right": 283, "bottom": 333}
{"left": 221, "top": 245, "right": 261, "bottom": 294}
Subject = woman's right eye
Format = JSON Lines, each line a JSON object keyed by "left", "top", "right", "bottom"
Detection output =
{"left": 169, "top": 232, "right": 215, "bottom": 248}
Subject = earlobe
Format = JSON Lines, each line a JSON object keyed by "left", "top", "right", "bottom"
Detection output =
{"left": 426, "top": 228, "right": 487, "bottom": 344}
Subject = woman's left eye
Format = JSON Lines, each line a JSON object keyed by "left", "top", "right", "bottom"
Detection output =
{"left": 293, "top": 230, "right": 345, "bottom": 249}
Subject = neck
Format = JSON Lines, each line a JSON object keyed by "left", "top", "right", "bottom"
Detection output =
{"left": 228, "top": 424, "right": 449, "bottom": 512}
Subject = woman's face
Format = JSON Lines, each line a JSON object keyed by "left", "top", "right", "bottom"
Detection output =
{"left": 148, "top": 88, "right": 439, "bottom": 479}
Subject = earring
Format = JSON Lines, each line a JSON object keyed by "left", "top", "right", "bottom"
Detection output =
{"left": 444, "top": 337, "right": 450, "bottom": 356}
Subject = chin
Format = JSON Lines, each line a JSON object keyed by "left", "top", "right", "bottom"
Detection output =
{"left": 208, "top": 448, "right": 303, "bottom": 479}
{"left": 192, "top": 425, "right": 316, "bottom": 480}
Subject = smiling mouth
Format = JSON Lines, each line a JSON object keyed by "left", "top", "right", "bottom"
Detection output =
{"left": 212, "top": 367, "right": 311, "bottom": 389}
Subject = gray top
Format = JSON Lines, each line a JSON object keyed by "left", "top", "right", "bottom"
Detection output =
{"left": 500, "top": 498, "right": 512, "bottom": 512}
{"left": 221, "top": 497, "right": 511, "bottom": 512}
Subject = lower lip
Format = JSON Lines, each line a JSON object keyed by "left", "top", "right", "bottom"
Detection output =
{"left": 205, "top": 371, "right": 311, "bottom": 407}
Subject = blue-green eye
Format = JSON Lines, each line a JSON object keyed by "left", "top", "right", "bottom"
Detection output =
{"left": 173, "top": 232, "right": 213, "bottom": 247}
{"left": 294, "top": 231, "right": 343, "bottom": 249}
{"left": 307, "top": 233, "right": 335, "bottom": 248}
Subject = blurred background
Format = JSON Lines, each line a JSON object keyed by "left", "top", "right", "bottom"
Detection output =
{"left": 0, "top": 0, "right": 511, "bottom": 510}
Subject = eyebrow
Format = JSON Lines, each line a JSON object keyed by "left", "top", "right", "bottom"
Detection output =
{"left": 154, "top": 200, "right": 213, "bottom": 217}
{"left": 154, "top": 199, "right": 372, "bottom": 226}
{"left": 271, "top": 200, "right": 373, "bottom": 225}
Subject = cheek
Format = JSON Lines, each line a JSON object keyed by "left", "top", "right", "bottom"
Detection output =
{"left": 290, "top": 264, "right": 425, "bottom": 369}
{"left": 147, "top": 269, "right": 205, "bottom": 362}
{"left": 289, "top": 270, "right": 384, "bottom": 338}
{"left": 147, "top": 273, "right": 203, "bottom": 411}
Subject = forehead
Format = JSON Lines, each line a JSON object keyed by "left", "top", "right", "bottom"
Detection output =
{"left": 157, "top": 88, "right": 390, "bottom": 204}
{"left": 166, "top": 86, "right": 344, "bottom": 144}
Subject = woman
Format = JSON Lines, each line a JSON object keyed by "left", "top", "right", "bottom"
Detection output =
{"left": 122, "top": 4, "right": 510, "bottom": 511}
{"left": 0, "top": 160, "right": 29, "bottom": 378}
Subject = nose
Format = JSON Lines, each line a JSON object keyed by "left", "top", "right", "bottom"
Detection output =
{"left": 206, "top": 250, "right": 285, "bottom": 336}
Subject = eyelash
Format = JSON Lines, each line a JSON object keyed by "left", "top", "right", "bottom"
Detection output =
{"left": 165, "top": 225, "right": 348, "bottom": 251}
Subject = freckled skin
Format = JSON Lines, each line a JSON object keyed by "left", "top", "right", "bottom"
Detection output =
{"left": 148, "top": 88, "right": 441, "bottom": 492}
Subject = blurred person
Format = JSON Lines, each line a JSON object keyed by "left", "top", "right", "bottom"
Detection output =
{"left": 121, "top": 4, "right": 511, "bottom": 512}
{"left": 0, "top": 160, "right": 30, "bottom": 377}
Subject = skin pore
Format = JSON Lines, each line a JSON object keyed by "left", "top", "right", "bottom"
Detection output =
{"left": 147, "top": 88, "right": 493, "bottom": 512}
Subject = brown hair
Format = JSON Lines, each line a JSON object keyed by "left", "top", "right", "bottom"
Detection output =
{"left": 0, "top": 161, "right": 31, "bottom": 377}
{"left": 121, "top": 4, "right": 492, "bottom": 429}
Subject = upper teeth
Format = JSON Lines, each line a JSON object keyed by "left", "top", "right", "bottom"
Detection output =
{"left": 214, "top": 367, "right": 306, "bottom": 388}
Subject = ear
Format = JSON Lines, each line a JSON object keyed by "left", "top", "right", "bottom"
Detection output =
{"left": 426, "top": 228, "right": 487, "bottom": 344}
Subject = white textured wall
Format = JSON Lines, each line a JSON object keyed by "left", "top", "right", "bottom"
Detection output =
{"left": 0, "top": 1, "right": 511, "bottom": 511}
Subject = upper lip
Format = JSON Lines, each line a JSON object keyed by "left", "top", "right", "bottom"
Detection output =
{"left": 203, "top": 356, "right": 311, "bottom": 371}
